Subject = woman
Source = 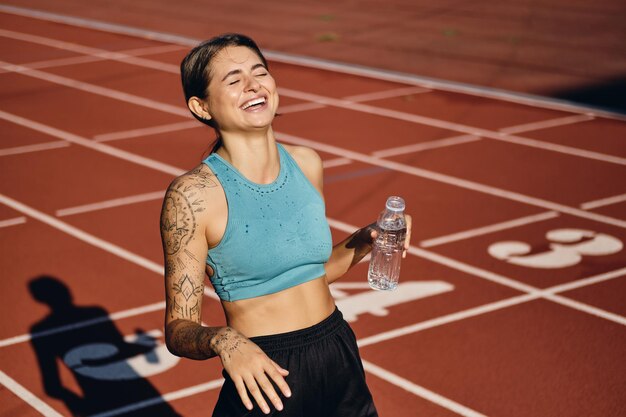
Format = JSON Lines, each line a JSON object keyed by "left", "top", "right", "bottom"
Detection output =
{"left": 161, "top": 33, "right": 411, "bottom": 416}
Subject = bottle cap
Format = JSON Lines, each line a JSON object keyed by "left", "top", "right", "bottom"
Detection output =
{"left": 385, "top": 196, "right": 405, "bottom": 212}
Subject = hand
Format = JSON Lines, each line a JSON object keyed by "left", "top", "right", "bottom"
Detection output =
{"left": 403, "top": 214, "right": 413, "bottom": 258}
{"left": 211, "top": 328, "right": 291, "bottom": 414}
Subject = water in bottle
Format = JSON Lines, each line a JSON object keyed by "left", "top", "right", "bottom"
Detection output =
{"left": 368, "top": 196, "right": 407, "bottom": 291}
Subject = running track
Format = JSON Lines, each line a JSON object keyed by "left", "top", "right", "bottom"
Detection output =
{"left": 1, "top": 8, "right": 625, "bottom": 417}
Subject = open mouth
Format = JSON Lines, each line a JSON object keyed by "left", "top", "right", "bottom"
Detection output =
{"left": 241, "top": 96, "right": 267, "bottom": 110}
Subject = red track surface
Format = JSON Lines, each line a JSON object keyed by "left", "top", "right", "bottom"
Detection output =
{"left": 1, "top": 9, "right": 625, "bottom": 417}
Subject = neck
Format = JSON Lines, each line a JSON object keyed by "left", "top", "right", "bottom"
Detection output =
{"left": 217, "top": 127, "right": 280, "bottom": 184}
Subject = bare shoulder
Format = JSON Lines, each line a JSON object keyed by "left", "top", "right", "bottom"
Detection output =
{"left": 281, "top": 144, "right": 323, "bottom": 174}
{"left": 161, "top": 163, "right": 222, "bottom": 232}
{"left": 281, "top": 143, "right": 324, "bottom": 193}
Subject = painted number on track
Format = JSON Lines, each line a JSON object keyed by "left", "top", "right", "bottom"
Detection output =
{"left": 488, "top": 228, "right": 623, "bottom": 269}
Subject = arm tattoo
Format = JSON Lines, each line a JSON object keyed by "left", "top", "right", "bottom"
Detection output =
{"left": 167, "top": 321, "right": 248, "bottom": 360}
{"left": 168, "top": 274, "right": 203, "bottom": 321}
{"left": 161, "top": 187, "right": 196, "bottom": 256}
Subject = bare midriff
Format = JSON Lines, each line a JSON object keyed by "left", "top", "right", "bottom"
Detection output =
{"left": 220, "top": 276, "right": 336, "bottom": 338}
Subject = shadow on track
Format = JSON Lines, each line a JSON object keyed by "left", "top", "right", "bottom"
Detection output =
{"left": 28, "top": 275, "right": 181, "bottom": 417}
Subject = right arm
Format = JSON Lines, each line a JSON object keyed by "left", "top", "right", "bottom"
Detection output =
{"left": 160, "top": 169, "right": 291, "bottom": 414}
{"left": 160, "top": 174, "right": 239, "bottom": 360}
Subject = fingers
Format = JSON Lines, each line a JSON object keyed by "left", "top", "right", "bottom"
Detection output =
{"left": 243, "top": 372, "right": 284, "bottom": 415}
{"left": 403, "top": 214, "right": 413, "bottom": 258}
{"left": 233, "top": 376, "right": 253, "bottom": 411}
{"left": 270, "top": 360, "right": 292, "bottom": 397}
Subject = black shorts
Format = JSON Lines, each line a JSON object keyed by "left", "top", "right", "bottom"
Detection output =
{"left": 212, "top": 307, "right": 378, "bottom": 417}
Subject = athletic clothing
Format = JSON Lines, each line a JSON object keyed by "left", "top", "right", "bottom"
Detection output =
{"left": 202, "top": 143, "right": 333, "bottom": 302}
{"left": 212, "top": 308, "right": 379, "bottom": 417}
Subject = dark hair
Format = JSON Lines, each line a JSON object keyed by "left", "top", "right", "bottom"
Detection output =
{"left": 180, "top": 33, "right": 269, "bottom": 153}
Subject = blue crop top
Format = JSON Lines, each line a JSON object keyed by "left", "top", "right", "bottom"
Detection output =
{"left": 202, "top": 143, "right": 333, "bottom": 301}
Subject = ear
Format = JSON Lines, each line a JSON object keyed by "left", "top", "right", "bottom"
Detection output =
{"left": 187, "top": 97, "right": 211, "bottom": 121}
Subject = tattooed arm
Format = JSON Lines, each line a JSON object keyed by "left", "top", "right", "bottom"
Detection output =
{"left": 161, "top": 166, "right": 247, "bottom": 360}
{"left": 160, "top": 166, "right": 291, "bottom": 414}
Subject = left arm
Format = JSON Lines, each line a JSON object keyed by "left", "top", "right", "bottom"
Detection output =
{"left": 285, "top": 144, "right": 412, "bottom": 285}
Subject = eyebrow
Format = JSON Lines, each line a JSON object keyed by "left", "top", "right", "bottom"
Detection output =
{"left": 221, "top": 63, "right": 267, "bottom": 81}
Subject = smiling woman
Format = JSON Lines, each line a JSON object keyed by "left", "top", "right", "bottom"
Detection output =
{"left": 160, "top": 33, "right": 412, "bottom": 417}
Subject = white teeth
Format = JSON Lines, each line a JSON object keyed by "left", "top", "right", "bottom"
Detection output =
{"left": 241, "top": 97, "right": 266, "bottom": 110}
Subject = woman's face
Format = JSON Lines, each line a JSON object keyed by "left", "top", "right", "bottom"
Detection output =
{"left": 204, "top": 46, "right": 279, "bottom": 133}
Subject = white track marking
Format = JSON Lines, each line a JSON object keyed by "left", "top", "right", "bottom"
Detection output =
{"left": 420, "top": 211, "right": 560, "bottom": 248}
{"left": 7, "top": 67, "right": 623, "bottom": 231}
{"left": 56, "top": 191, "right": 165, "bottom": 217}
{"left": 278, "top": 132, "right": 626, "bottom": 229}
{"left": 93, "top": 120, "right": 199, "bottom": 142}
{"left": 0, "top": 61, "right": 188, "bottom": 117}
{"left": 278, "top": 102, "right": 327, "bottom": 114}
{"left": 322, "top": 157, "right": 353, "bottom": 168}
{"left": 343, "top": 86, "right": 431, "bottom": 102}
{"left": 358, "top": 267, "right": 626, "bottom": 347}
{"left": 2, "top": 33, "right": 622, "bottom": 166}
{"left": 0, "top": 370, "right": 64, "bottom": 417}
{"left": 543, "top": 293, "right": 626, "bottom": 325}
{"left": 278, "top": 88, "right": 626, "bottom": 166}
{"left": 3, "top": 4, "right": 624, "bottom": 121}
{"left": 358, "top": 294, "right": 539, "bottom": 347}
{"left": 580, "top": 193, "right": 626, "bottom": 210}
{"left": 544, "top": 267, "right": 626, "bottom": 295}
{"left": 362, "top": 360, "right": 488, "bottom": 417}
{"left": 372, "top": 134, "right": 481, "bottom": 158}
{"left": 499, "top": 114, "right": 595, "bottom": 134}
{"left": 0, "top": 193, "right": 164, "bottom": 274}
{"left": 0, "top": 216, "right": 26, "bottom": 228}
{"left": 0, "top": 302, "right": 165, "bottom": 348}
{"left": 0, "top": 28, "right": 180, "bottom": 73}
{"left": 0, "top": 140, "right": 69, "bottom": 156}
{"left": 88, "top": 378, "right": 225, "bottom": 417}
{"left": 0, "top": 110, "right": 185, "bottom": 176}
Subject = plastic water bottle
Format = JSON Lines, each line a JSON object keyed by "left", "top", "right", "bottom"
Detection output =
{"left": 368, "top": 196, "right": 407, "bottom": 291}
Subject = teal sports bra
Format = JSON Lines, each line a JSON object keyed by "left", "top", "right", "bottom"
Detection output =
{"left": 202, "top": 143, "right": 333, "bottom": 302}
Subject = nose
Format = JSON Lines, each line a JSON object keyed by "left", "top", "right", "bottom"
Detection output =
{"left": 244, "top": 74, "right": 261, "bottom": 92}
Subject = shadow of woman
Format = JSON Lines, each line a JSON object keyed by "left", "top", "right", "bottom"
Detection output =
{"left": 28, "top": 275, "right": 181, "bottom": 417}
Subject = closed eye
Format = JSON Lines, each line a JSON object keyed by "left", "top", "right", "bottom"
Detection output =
{"left": 228, "top": 79, "right": 240, "bottom": 85}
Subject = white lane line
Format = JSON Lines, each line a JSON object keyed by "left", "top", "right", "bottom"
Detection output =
{"left": 88, "top": 378, "right": 224, "bottom": 417}
{"left": 358, "top": 294, "right": 538, "bottom": 348}
{"left": 0, "top": 370, "right": 64, "bottom": 417}
{"left": 328, "top": 217, "right": 538, "bottom": 294}
{"left": 545, "top": 268, "right": 626, "bottom": 295}
{"left": 278, "top": 87, "right": 626, "bottom": 166}
{"left": 343, "top": 86, "right": 431, "bottom": 103}
{"left": 0, "top": 61, "right": 188, "bottom": 117}
{"left": 3, "top": 3, "right": 623, "bottom": 121}
{"left": 0, "top": 28, "right": 181, "bottom": 73}
{"left": 0, "top": 216, "right": 27, "bottom": 228}
{"left": 56, "top": 191, "right": 165, "bottom": 217}
{"left": 362, "top": 360, "right": 488, "bottom": 417}
{"left": 0, "top": 193, "right": 164, "bottom": 274}
{"left": 278, "top": 102, "right": 327, "bottom": 114}
{"left": 329, "top": 217, "right": 626, "bottom": 327}
{"left": 0, "top": 301, "right": 165, "bottom": 348}
{"left": 358, "top": 267, "right": 626, "bottom": 348}
{"left": 0, "top": 110, "right": 185, "bottom": 177}
{"left": 580, "top": 193, "right": 626, "bottom": 210}
{"left": 322, "top": 157, "right": 353, "bottom": 168}
{"left": 2, "top": 34, "right": 621, "bottom": 167}
{"left": 278, "top": 132, "right": 626, "bottom": 229}
{"left": 371, "top": 134, "right": 481, "bottom": 158}
{"left": 93, "top": 120, "right": 199, "bottom": 142}
{"left": 9, "top": 69, "right": 623, "bottom": 232}
{"left": 0, "top": 140, "right": 69, "bottom": 157}
{"left": 419, "top": 211, "right": 560, "bottom": 248}
{"left": 499, "top": 114, "right": 595, "bottom": 134}
{"left": 544, "top": 293, "right": 626, "bottom": 325}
